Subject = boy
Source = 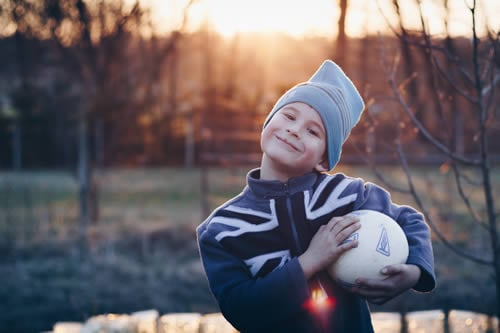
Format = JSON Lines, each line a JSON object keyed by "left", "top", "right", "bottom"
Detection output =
{"left": 197, "top": 60, "right": 436, "bottom": 333}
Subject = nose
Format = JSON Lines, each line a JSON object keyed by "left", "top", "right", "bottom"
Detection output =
{"left": 286, "top": 128, "right": 299, "bottom": 138}
{"left": 286, "top": 122, "right": 301, "bottom": 138}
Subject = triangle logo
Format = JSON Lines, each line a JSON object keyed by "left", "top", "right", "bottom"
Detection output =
{"left": 376, "top": 227, "right": 391, "bottom": 256}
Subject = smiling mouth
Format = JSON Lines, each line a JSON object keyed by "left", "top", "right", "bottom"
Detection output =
{"left": 276, "top": 135, "right": 300, "bottom": 151}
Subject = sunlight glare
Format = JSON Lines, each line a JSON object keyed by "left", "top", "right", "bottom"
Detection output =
{"left": 202, "top": 0, "right": 336, "bottom": 37}
{"left": 145, "top": 0, "right": 500, "bottom": 38}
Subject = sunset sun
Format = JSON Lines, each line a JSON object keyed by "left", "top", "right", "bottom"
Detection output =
{"left": 199, "top": 0, "right": 337, "bottom": 37}
{"left": 148, "top": 0, "right": 499, "bottom": 38}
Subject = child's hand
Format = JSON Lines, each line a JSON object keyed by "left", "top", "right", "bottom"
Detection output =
{"left": 350, "top": 264, "right": 421, "bottom": 304}
{"left": 299, "top": 215, "right": 360, "bottom": 279}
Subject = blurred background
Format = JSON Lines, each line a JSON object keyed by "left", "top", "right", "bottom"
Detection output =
{"left": 0, "top": 0, "right": 499, "bottom": 332}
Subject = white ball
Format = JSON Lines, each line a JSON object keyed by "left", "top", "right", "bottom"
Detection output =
{"left": 328, "top": 210, "right": 409, "bottom": 287}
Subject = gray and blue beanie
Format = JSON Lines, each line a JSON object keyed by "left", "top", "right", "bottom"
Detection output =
{"left": 263, "top": 60, "right": 365, "bottom": 170}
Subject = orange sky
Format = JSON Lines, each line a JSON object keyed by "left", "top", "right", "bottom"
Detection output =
{"left": 146, "top": 0, "right": 499, "bottom": 38}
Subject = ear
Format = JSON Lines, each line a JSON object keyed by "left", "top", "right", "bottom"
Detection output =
{"left": 314, "top": 159, "right": 329, "bottom": 173}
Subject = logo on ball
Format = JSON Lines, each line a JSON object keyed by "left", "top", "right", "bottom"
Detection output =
{"left": 376, "top": 227, "right": 390, "bottom": 256}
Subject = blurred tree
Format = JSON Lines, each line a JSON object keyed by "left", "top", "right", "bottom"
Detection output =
{"left": 140, "top": 0, "right": 197, "bottom": 166}
{"left": 333, "top": 0, "right": 348, "bottom": 66}
{"left": 0, "top": 0, "right": 196, "bottom": 252}
{"left": 375, "top": 0, "right": 499, "bottom": 326}
{"left": 0, "top": 93, "right": 20, "bottom": 169}
{"left": 199, "top": 21, "right": 215, "bottom": 218}
{"left": 42, "top": 0, "right": 147, "bottom": 251}
{"left": 1, "top": 0, "right": 42, "bottom": 171}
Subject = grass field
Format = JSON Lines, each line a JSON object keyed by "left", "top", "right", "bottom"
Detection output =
{"left": 1, "top": 165, "right": 495, "bottom": 244}
{"left": 0, "top": 165, "right": 498, "bottom": 332}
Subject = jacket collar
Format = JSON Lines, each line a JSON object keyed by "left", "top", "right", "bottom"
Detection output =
{"left": 246, "top": 168, "right": 319, "bottom": 199}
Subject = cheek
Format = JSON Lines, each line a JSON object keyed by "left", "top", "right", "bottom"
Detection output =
{"left": 309, "top": 139, "right": 326, "bottom": 159}
{"left": 262, "top": 119, "right": 281, "bottom": 137}
{"left": 260, "top": 126, "right": 273, "bottom": 149}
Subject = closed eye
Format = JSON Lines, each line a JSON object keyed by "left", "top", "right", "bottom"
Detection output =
{"left": 308, "top": 128, "right": 319, "bottom": 136}
{"left": 283, "top": 113, "right": 295, "bottom": 120}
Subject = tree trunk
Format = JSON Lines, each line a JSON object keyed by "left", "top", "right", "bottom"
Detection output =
{"left": 78, "top": 104, "right": 90, "bottom": 254}
{"left": 12, "top": 118, "right": 21, "bottom": 171}
{"left": 185, "top": 112, "right": 194, "bottom": 167}
{"left": 335, "top": 0, "right": 348, "bottom": 66}
{"left": 200, "top": 24, "right": 215, "bottom": 219}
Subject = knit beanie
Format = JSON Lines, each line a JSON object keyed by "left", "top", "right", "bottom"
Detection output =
{"left": 263, "top": 60, "right": 365, "bottom": 170}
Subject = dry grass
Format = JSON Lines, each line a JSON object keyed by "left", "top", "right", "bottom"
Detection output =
{"left": 0, "top": 165, "right": 497, "bottom": 252}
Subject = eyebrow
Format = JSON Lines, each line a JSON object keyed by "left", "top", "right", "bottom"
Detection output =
{"left": 283, "top": 105, "right": 300, "bottom": 114}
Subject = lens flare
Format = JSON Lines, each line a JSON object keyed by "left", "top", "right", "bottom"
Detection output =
{"left": 304, "top": 287, "right": 335, "bottom": 313}
{"left": 303, "top": 287, "right": 336, "bottom": 331}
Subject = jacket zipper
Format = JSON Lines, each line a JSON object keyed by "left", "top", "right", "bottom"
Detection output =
{"left": 286, "top": 195, "right": 302, "bottom": 255}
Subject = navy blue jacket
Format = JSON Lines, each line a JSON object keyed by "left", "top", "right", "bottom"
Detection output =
{"left": 197, "top": 169, "right": 436, "bottom": 333}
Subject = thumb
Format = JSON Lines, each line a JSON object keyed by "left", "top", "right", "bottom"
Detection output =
{"left": 381, "top": 264, "right": 404, "bottom": 275}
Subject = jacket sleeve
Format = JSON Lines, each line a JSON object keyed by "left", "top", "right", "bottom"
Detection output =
{"left": 197, "top": 221, "right": 311, "bottom": 332}
{"left": 348, "top": 178, "right": 436, "bottom": 292}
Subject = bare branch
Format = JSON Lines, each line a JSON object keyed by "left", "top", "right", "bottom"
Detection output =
{"left": 379, "top": 0, "right": 500, "bottom": 323}
{"left": 383, "top": 56, "right": 481, "bottom": 166}
{"left": 452, "top": 165, "right": 483, "bottom": 187}
{"left": 395, "top": 140, "right": 492, "bottom": 265}
{"left": 370, "top": 166, "right": 411, "bottom": 194}
{"left": 398, "top": 35, "right": 477, "bottom": 89}
{"left": 416, "top": 0, "right": 429, "bottom": 36}
{"left": 483, "top": 67, "right": 498, "bottom": 123}
{"left": 431, "top": 57, "right": 478, "bottom": 105}
{"left": 482, "top": 72, "right": 500, "bottom": 98}
{"left": 418, "top": 0, "right": 480, "bottom": 107}
{"left": 348, "top": 139, "right": 411, "bottom": 194}
{"left": 387, "top": 17, "right": 477, "bottom": 90}
{"left": 463, "top": 0, "right": 475, "bottom": 11}
{"left": 450, "top": 162, "right": 486, "bottom": 229}
{"left": 375, "top": 0, "right": 403, "bottom": 38}
{"left": 178, "top": 0, "right": 198, "bottom": 32}
{"left": 154, "top": 0, "right": 199, "bottom": 61}
{"left": 377, "top": 32, "right": 482, "bottom": 166}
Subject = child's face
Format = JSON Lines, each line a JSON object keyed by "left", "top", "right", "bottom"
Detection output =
{"left": 261, "top": 102, "right": 327, "bottom": 178}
